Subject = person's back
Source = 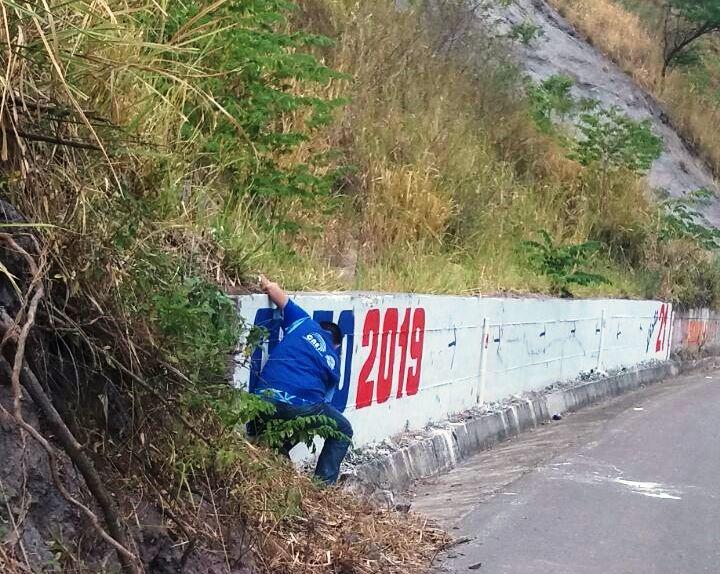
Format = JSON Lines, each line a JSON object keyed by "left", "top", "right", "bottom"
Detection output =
{"left": 250, "top": 276, "right": 352, "bottom": 485}
{"left": 255, "top": 298, "right": 340, "bottom": 405}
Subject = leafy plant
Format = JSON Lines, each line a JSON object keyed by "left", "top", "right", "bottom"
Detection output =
{"left": 210, "top": 386, "right": 276, "bottom": 430}
{"left": 167, "top": 1, "right": 346, "bottom": 209}
{"left": 149, "top": 274, "right": 242, "bottom": 384}
{"left": 510, "top": 20, "right": 544, "bottom": 45}
{"left": 521, "top": 230, "right": 610, "bottom": 296}
{"left": 261, "top": 414, "right": 350, "bottom": 453}
{"left": 528, "top": 74, "right": 576, "bottom": 133}
{"left": 660, "top": 188, "right": 720, "bottom": 249}
{"left": 570, "top": 106, "right": 662, "bottom": 173}
{"left": 209, "top": 385, "right": 350, "bottom": 454}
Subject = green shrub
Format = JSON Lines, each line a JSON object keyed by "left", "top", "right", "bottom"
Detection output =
{"left": 660, "top": 188, "right": 720, "bottom": 250}
{"left": 528, "top": 74, "right": 576, "bottom": 133}
{"left": 570, "top": 106, "right": 662, "bottom": 172}
{"left": 521, "top": 230, "right": 610, "bottom": 296}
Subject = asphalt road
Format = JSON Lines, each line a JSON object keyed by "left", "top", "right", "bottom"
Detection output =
{"left": 412, "top": 370, "right": 720, "bottom": 574}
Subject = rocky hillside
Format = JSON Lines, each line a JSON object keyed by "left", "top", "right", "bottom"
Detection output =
{"left": 488, "top": 0, "right": 720, "bottom": 224}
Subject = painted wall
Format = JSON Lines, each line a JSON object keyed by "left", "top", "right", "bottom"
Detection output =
{"left": 670, "top": 308, "right": 720, "bottom": 355}
{"left": 233, "top": 293, "right": 671, "bottom": 448}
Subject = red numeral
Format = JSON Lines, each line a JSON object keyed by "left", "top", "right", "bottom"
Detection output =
{"left": 356, "top": 307, "right": 426, "bottom": 408}
{"left": 396, "top": 308, "right": 411, "bottom": 398}
{"left": 356, "top": 308, "right": 380, "bottom": 409}
{"left": 406, "top": 308, "right": 426, "bottom": 396}
{"left": 377, "top": 308, "right": 399, "bottom": 404}
{"left": 655, "top": 304, "right": 668, "bottom": 353}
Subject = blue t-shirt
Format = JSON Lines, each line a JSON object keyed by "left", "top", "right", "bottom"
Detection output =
{"left": 255, "top": 300, "right": 340, "bottom": 405}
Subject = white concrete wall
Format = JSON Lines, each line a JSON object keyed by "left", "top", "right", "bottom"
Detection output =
{"left": 234, "top": 293, "right": 672, "bottom": 448}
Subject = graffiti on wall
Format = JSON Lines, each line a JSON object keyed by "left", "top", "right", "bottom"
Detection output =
{"left": 646, "top": 303, "right": 669, "bottom": 353}
{"left": 244, "top": 304, "right": 427, "bottom": 413}
{"left": 671, "top": 310, "right": 720, "bottom": 352}
{"left": 356, "top": 307, "right": 426, "bottom": 409}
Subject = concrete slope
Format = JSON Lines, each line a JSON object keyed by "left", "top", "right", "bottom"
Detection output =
{"left": 484, "top": 0, "right": 720, "bottom": 224}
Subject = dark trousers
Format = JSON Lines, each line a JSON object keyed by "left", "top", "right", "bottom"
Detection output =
{"left": 251, "top": 398, "right": 353, "bottom": 485}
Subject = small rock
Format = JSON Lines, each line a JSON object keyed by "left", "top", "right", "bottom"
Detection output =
{"left": 447, "top": 536, "right": 475, "bottom": 548}
{"left": 552, "top": 414, "right": 562, "bottom": 421}
{"left": 369, "top": 489, "right": 394, "bottom": 508}
{"left": 343, "top": 532, "right": 361, "bottom": 544}
{"left": 394, "top": 494, "right": 412, "bottom": 513}
{"left": 468, "top": 562, "right": 483, "bottom": 570}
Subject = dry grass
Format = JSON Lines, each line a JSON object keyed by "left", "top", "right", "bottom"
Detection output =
{"left": 239, "top": 0, "right": 713, "bottom": 302}
{"left": 280, "top": 0, "right": 640, "bottom": 293}
{"left": 211, "top": 444, "right": 449, "bottom": 573}
{"left": 105, "top": 415, "right": 450, "bottom": 574}
{"left": 548, "top": 0, "right": 661, "bottom": 87}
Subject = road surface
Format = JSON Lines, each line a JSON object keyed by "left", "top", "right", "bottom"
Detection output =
{"left": 413, "top": 370, "right": 720, "bottom": 573}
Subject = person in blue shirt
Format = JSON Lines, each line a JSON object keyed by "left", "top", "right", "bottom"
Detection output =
{"left": 251, "top": 275, "right": 353, "bottom": 485}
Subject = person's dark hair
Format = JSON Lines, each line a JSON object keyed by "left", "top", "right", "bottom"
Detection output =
{"left": 319, "top": 321, "right": 342, "bottom": 347}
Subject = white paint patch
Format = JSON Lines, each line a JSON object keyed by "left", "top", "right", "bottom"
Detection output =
{"left": 436, "top": 429, "right": 458, "bottom": 466}
{"left": 612, "top": 478, "right": 682, "bottom": 500}
{"left": 542, "top": 456, "right": 683, "bottom": 501}
{"left": 633, "top": 407, "right": 644, "bottom": 411}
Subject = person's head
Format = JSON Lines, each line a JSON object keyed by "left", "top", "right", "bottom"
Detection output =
{"left": 319, "top": 320, "right": 342, "bottom": 349}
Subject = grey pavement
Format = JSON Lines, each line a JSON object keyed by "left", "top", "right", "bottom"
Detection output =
{"left": 413, "top": 370, "right": 720, "bottom": 574}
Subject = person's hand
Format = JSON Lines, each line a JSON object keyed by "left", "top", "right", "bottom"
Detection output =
{"left": 259, "top": 274, "right": 278, "bottom": 293}
{"left": 258, "top": 275, "right": 289, "bottom": 308}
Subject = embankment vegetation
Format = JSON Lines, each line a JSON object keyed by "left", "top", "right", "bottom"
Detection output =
{"left": 1, "top": 0, "right": 719, "bottom": 572}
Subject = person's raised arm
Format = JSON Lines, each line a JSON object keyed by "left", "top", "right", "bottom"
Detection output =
{"left": 260, "top": 275, "right": 309, "bottom": 329}
{"left": 259, "top": 275, "right": 289, "bottom": 309}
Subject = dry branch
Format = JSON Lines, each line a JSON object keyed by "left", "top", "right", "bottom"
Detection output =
{"left": 0, "top": 232, "right": 142, "bottom": 574}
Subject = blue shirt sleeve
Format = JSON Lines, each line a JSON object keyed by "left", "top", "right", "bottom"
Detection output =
{"left": 282, "top": 299, "right": 310, "bottom": 331}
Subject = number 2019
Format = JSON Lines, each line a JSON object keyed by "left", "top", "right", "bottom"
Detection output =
{"left": 355, "top": 307, "right": 426, "bottom": 409}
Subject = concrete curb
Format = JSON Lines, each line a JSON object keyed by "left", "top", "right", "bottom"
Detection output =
{"left": 346, "top": 357, "right": 720, "bottom": 494}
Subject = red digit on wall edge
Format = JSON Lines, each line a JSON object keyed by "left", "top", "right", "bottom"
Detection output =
{"left": 406, "top": 307, "right": 426, "bottom": 396}
{"left": 396, "top": 308, "right": 411, "bottom": 398}
{"left": 655, "top": 304, "right": 668, "bottom": 353}
{"left": 355, "top": 308, "right": 380, "bottom": 409}
{"left": 377, "top": 308, "right": 399, "bottom": 404}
